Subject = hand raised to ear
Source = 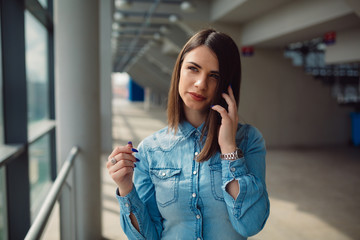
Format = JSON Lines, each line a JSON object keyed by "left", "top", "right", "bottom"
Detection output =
{"left": 211, "top": 85, "right": 239, "bottom": 155}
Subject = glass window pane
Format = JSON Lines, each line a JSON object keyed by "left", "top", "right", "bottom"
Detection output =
{"left": 38, "top": 0, "right": 47, "bottom": 8}
{"left": 0, "top": 167, "right": 7, "bottom": 240}
{"left": 0, "top": 13, "right": 4, "bottom": 145}
{"left": 25, "top": 10, "right": 49, "bottom": 126}
{"left": 29, "top": 134, "right": 52, "bottom": 220}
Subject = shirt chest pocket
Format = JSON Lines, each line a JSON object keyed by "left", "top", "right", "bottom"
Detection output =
{"left": 209, "top": 163, "right": 225, "bottom": 201}
{"left": 150, "top": 168, "right": 182, "bottom": 207}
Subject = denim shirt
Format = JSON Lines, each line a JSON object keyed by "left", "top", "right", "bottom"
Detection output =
{"left": 116, "top": 121, "right": 270, "bottom": 240}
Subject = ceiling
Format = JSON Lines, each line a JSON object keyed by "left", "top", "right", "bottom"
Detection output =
{"left": 111, "top": 0, "right": 360, "bottom": 80}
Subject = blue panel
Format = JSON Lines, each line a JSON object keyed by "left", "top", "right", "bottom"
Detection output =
{"left": 351, "top": 112, "right": 360, "bottom": 146}
{"left": 128, "top": 78, "right": 144, "bottom": 102}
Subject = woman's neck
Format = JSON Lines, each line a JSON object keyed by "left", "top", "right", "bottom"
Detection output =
{"left": 184, "top": 107, "right": 207, "bottom": 128}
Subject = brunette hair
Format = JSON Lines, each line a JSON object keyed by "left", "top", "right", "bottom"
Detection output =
{"left": 167, "top": 28, "right": 241, "bottom": 162}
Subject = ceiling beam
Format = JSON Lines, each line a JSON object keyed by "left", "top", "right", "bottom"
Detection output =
{"left": 240, "top": 0, "right": 355, "bottom": 47}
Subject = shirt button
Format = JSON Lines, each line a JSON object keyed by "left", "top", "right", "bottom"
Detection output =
{"left": 192, "top": 193, "right": 196, "bottom": 198}
{"left": 193, "top": 170, "right": 197, "bottom": 175}
{"left": 197, "top": 238, "right": 201, "bottom": 240}
{"left": 195, "top": 152, "right": 198, "bottom": 156}
{"left": 230, "top": 167, "right": 236, "bottom": 172}
{"left": 196, "top": 215, "right": 201, "bottom": 219}
{"left": 125, "top": 203, "right": 129, "bottom": 208}
{"left": 162, "top": 172, "right": 166, "bottom": 176}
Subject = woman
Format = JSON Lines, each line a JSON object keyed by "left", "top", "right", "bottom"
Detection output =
{"left": 107, "top": 28, "right": 270, "bottom": 240}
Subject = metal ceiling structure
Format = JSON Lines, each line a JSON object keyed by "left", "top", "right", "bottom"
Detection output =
{"left": 111, "top": 0, "right": 203, "bottom": 73}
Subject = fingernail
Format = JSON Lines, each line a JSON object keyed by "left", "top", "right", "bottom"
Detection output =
{"left": 134, "top": 163, "right": 137, "bottom": 168}
{"left": 211, "top": 105, "right": 214, "bottom": 108}
{"left": 229, "top": 84, "right": 232, "bottom": 88}
{"left": 132, "top": 148, "right": 138, "bottom": 152}
{"left": 136, "top": 158, "right": 140, "bottom": 162}
{"left": 128, "top": 141, "right": 132, "bottom": 145}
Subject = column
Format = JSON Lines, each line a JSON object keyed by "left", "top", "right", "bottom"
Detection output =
{"left": 54, "top": 0, "right": 102, "bottom": 239}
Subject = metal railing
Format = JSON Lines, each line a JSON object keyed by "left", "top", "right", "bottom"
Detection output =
{"left": 24, "top": 146, "right": 80, "bottom": 240}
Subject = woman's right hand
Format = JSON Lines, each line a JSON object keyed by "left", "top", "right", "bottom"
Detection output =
{"left": 107, "top": 142, "right": 138, "bottom": 196}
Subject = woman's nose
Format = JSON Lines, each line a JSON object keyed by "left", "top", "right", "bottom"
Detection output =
{"left": 194, "top": 76, "right": 207, "bottom": 89}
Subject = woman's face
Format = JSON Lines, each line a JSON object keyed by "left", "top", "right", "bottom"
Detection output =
{"left": 178, "top": 45, "right": 220, "bottom": 118}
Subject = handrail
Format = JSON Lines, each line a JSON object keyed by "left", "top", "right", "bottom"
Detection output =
{"left": 24, "top": 146, "right": 80, "bottom": 240}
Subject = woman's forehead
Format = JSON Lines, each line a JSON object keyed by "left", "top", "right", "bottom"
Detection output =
{"left": 183, "top": 46, "right": 219, "bottom": 70}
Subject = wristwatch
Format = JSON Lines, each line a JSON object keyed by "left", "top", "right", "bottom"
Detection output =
{"left": 220, "top": 148, "right": 243, "bottom": 160}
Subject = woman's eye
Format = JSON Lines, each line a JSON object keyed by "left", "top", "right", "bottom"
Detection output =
{"left": 210, "top": 74, "right": 220, "bottom": 80}
{"left": 188, "top": 66, "right": 198, "bottom": 72}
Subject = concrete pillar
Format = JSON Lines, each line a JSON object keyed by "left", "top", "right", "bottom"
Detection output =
{"left": 100, "top": 0, "right": 113, "bottom": 153}
{"left": 54, "top": 0, "right": 102, "bottom": 239}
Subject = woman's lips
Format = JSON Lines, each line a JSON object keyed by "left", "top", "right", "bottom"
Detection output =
{"left": 189, "top": 92, "right": 206, "bottom": 101}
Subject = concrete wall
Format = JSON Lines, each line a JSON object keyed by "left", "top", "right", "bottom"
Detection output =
{"left": 325, "top": 28, "right": 360, "bottom": 64}
{"left": 239, "top": 48, "right": 352, "bottom": 148}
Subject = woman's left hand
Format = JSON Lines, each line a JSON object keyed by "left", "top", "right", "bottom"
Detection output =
{"left": 211, "top": 85, "right": 239, "bottom": 154}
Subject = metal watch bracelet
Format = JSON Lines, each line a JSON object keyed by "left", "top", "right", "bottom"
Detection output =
{"left": 220, "top": 148, "right": 243, "bottom": 160}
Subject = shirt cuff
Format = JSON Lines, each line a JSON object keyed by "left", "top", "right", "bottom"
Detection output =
{"left": 221, "top": 156, "right": 248, "bottom": 182}
{"left": 116, "top": 187, "right": 143, "bottom": 215}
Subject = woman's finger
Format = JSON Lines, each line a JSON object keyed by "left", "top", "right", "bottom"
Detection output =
{"left": 220, "top": 93, "right": 238, "bottom": 123}
{"left": 108, "top": 141, "right": 138, "bottom": 161}
{"left": 108, "top": 145, "right": 132, "bottom": 160}
{"left": 108, "top": 159, "right": 135, "bottom": 174}
{"left": 228, "top": 85, "right": 236, "bottom": 102}
{"left": 107, "top": 151, "right": 139, "bottom": 168}
{"left": 211, "top": 105, "right": 232, "bottom": 123}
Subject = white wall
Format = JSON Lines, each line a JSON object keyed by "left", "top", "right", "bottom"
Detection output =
{"left": 239, "top": 48, "right": 352, "bottom": 148}
{"left": 325, "top": 28, "right": 360, "bottom": 64}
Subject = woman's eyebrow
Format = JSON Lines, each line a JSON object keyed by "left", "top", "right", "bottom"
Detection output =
{"left": 188, "top": 61, "right": 202, "bottom": 69}
{"left": 187, "top": 61, "right": 220, "bottom": 74}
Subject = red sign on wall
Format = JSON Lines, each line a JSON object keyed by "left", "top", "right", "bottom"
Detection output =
{"left": 324, "top": 31, "right": 336, "bottom": 45}
{"left": 241, "top": 46, "right": 254, "bottom": 57}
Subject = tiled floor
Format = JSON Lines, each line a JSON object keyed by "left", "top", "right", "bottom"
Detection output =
{"left": 102, "top": 99, "right": 360, "bottom": 240}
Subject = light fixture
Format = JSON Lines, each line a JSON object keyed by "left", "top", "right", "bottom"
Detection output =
{"left": 168, "top": 14, "right": 178, "bottom": 23}
{"left": 115, "top": 0, "right": 132, "bottom": 10}
{"left": 112, "top": 22, "right": 120, "bottom": 31}
{"left": 180, "top": 1, "right": 195, "bottom": 12}
{"left": 114, "top": 12, "right": 125, "bottom": 21}
{"left": 153, "top": 32, "right": 161, "bottom": 41}
{"left": 160, "top": 25, "right": 169, "bottom": 34}
{"left": 112, "top": 31, "right": 120, "bottom": 38}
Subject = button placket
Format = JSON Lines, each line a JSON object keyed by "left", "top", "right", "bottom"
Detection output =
{"left": 192, "top": 132, "right": 203, "bottom": 239}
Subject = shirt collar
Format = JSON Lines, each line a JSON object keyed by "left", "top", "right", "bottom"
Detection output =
{"left": 178, "top": 121, "right": 206, "bottom": 138}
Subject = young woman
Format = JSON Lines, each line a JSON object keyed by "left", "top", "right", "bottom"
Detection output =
{"left": 107, "top": 29, "right": 270, "bottom": 240}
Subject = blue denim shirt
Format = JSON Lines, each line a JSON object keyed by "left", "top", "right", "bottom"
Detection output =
{"left": 117, "top": 121, "right": 270, "bottom": 240}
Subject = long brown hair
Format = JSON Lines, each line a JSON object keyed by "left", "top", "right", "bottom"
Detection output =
{"left": 167, "top": 29, "right": 241, "bottom": 162}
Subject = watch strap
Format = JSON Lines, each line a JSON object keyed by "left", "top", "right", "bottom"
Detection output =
{"left": 220, "top": 148, "right": 243, "bottom": 160}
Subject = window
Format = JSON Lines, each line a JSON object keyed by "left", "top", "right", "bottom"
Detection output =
{"left": 29, "top": 134, "right": 52, "bottom": 219}
{"left": 0, "top": 14, "right": 6, "bottom": 239}
{"left": 25, "top": 10, "right": 49, "bottom": 126}
{"left": 0, "top": 15, "right": 3, "bottom": 146}
{"left": 25, "top": 10, "right": 53, "bottom": 220}
{"left": 38, "top": 0, "right": 47, "bottom": 8}
{"left": 0, "top": 168, "right": 7, "bottom": 240}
